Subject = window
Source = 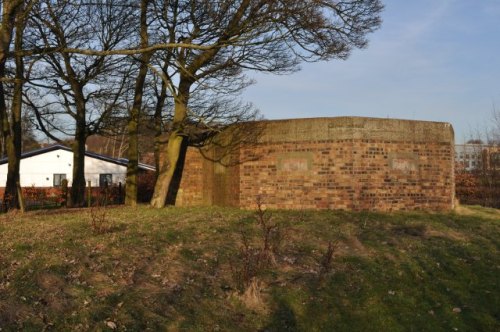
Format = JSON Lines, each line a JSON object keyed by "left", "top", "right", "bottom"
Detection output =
{"left": 99, "top": 174, "right": 112, "bottom": 187}
{"left": 53, "top": 174, "right": 67, "bottom": 187}
{"left": 491, "top": 153, "right": 500, "bottom": 168}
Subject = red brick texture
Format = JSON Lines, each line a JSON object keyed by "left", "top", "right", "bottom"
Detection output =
{"left": 176, "top": 117, "right": 455, "bottom": 211}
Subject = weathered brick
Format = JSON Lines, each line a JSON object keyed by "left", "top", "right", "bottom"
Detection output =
{"left": 176, "top": 117, "right": 455, "bottom": 211}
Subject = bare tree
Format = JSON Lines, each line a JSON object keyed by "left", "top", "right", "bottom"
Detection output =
{"left": 147, "top": 0, "right": 384, "bottom": 207}
{"left": 0, "top": 0, "right": 34, "bottom": 210}
{"left": 2, "top": 0, "right": 382, "bottom": 209}
{"left": 26, "top": 0, "right": 134, "bottom": 206}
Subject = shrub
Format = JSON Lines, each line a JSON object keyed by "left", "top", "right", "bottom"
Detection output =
{"left": 319, "top": 241, "right": 336, "bottom": 275}
{"left": 89, "top": 202, "right": 112, "bottom": 234}
{"left": 230, "top": 196, "right": 287, "bottom": 292}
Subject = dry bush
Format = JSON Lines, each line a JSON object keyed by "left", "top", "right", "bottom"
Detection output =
{"left": 89, "top": 202, "right": 112, "bottom": 234}
{"left": 230, "top": 231, "right": 265, "bottom": 292}
{"left": 319, "top": 241, "right": 336, "bottom": 275}
{"left": 230, "top": 196, "right": 287, "bottom": 292}
{"left": 255, "top": 196, "right": 286, "bottom": 256}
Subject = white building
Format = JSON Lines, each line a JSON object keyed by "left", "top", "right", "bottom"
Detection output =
{"left": 455, "top": 144, "right": 485, "bottom": 171}
{"left": 0, "top": 144, "right": 155, "bottom": 188}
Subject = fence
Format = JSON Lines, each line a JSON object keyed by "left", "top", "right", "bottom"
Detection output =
{"left": 0, "top": 183, "right": 125, "bottom": 211}
{"left": 0, "top": 171, "right": 156, "bottom": 211}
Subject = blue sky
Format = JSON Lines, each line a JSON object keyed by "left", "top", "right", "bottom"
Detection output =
{"left": 241, "top": 0, "right": 500, "bottom": 143}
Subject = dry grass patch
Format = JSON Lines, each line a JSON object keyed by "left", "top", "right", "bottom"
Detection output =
{"left": 336, "top": 235, "right": 372, "bottom": 257}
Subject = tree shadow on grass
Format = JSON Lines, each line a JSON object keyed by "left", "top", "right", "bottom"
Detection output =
{"left": 262, "top": 298, "right": 299, "bottom": 332}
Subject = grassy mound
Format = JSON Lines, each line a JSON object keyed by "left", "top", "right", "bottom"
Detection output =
{"left": 0, "top": 205, "right": 499, "bottom": 331}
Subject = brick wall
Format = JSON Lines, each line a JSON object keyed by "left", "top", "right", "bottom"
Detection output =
{"left": 176, "top": 117, "right": 455, "bottom": 211}
{"left": 175, "top": 148, "right": 207, "bottom": 206}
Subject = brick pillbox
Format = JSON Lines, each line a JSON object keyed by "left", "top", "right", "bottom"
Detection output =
{"left": 175, "top": 117, "right": 454, "bottom": 212}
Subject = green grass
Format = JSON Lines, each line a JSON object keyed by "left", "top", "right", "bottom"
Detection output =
{"left": 0, "top": 205, "right": 499, "bottom": 331}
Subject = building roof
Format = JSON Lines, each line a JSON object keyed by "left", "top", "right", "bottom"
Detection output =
{"left": 252, "top": 116, "right": 454, "bottom": 144}
{"left": 0, "top": 144, "right": 156, "bottom": 172}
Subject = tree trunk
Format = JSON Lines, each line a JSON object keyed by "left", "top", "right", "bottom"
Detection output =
{"left": 3, "top": 9, "right": 24, "bottom": 210}
{"left": 125, "top": 105, "right": 139, "bottom": 206}
{"left": 0, "top": 0, "right": 23, "bottom": 210}
{"left": 165, "top": 137, "right": 188, "bottom": 205}
{"left": 65, "top": 71, "right": 88, "bottom": 206}
{"left": 150, "top": 130, "right": 185, "bottom": 208}
{"left": 0, "top": 88, "right": 17, "bottom": 209}
{"left": 125, "top": 0, "right": 151, "bottom": 206}
{"left": 153, "top": 81, "right": 167, "bottom": 180}
{"left": 0, "top": 87, "right": 8, "bottom": 157}
{"left": 70, "top": 124, "right": 87, "bottom": 207}
{"left": 150, "top": 86, "right": 189, "bottom": 208}
{"left": 125, "top": 57, "right": 151, "bottom": 206}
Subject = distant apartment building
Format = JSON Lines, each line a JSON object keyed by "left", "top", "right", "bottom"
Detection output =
{"left": 484, "top": 146, "right": 500, "bottom": 170}
{"left": 455, "top": 144, "right": 483, "bottom": 171}
{"left": 455, "top": 143, "right": 500, "bottom": 171}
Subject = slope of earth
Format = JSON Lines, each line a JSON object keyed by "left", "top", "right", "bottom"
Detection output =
{"left": 0, "top": 205, "right": 498, "bottom": 331}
